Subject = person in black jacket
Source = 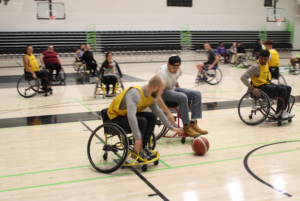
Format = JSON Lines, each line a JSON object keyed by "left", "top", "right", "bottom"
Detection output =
{"left": 81, "top": 44, "right": 97, "bottom": 76}
{"left": 232, "top": 41, "right": 246, "bottom": 65}
{"left": 253, "top": 39, "right": 262, "bottom": 59}
{"left": 97, "top": 51, "right": 123, "bottom": 97}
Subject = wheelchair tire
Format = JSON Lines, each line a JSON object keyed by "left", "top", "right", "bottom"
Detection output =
{"left": 73, "top": 61, "right": 81, "bottom": 71}
{"left": 205, "top": 68, "right": 222, "bottom": 85}
{"left": 87, "top": 123, "right": 129, "bottom": 173}
{"left": 142, "top": 164, "right": 147, "bottom": 172}
{"left": 181, "top": 137, "right": 186, "bottom": 144}
{"left": 17, "top": 75, "right": 40, "bottom": 98}
{"left": 58, "top": 68, "right": 66, "bottom": 83}
{"left": 238, "top": 91, "right": 271, "bottom": 126}
{"left": 154, "top": 160, "right": 159, "bottom": 165}
{"left": 149, "top": 133, "right": 156, "bottom": 150}
{"left": 154, "top": 119, "right": 167, "bottom": 141}
{"left": 289, "top": 63, "right": 300, "bottom": 75}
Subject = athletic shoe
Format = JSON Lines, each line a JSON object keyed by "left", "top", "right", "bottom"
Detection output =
{"left": 143, "top": 147, "right": 157, "bottom": 159}
{"left": 131, "top": 149, "right": 152, "bottom": 161}
{"left": 190, "top": 120, "right": 208, "bottom": 135}
{"left": 183, "top": 124, "right": 200, "bottom": 137}
{"left": 283, "top": 110, "right": 295, "bottom": 118}
{"left": 274, "top": 110, "right": 288, "bottom": 119}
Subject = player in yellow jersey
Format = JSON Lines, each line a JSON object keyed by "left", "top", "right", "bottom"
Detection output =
{"left": 264, "top": 39, "right": 280, "bottom": 79}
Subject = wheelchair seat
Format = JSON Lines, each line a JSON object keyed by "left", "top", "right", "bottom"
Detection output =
{"left": 101, "top": 108, "right": 131, "bottom": 133}
{"left": 164, "top": 101, "right": 178, "bottom": 108}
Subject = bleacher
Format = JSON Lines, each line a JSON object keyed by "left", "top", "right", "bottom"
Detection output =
{"left": 0, "top": 31, "right": 292, "bottom": 57}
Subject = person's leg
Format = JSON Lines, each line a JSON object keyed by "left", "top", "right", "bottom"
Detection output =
{"left": 91, "top": 63, "right": 97, "bottom": 76}
{"left": 53, "top": 63, "right": 62, "bottom": 79}
{"left": 230, "top": 54, "right": 236, "bottom": 63}
{"left": 261, "top": 84, "right": 286, "bottom": 113}
{"left": 225, "top": 53, "right": 230, "bottom": 61}
{"left": 235, "top": 53, "right": 244, "bottom": 63}
{"left": 196, "top": 62, "right": 205, "bottom": 75}
{"left": 136, "top": 112, "right": 157, "bottom": 148}
{"left": 34, "top": 71, "right": 46, "bottom": 87}
{"left": 102, "top": 76, "right": 110, "bottom": 94}
{"left": 175, "top": 88, "right": 207, "bottom": 134}
{"left": 110, "top": 76, "right": 118, "bottom": 94}
{"left": 45, "top": 63, "right": 54, "bottom": 77}
{"left": 283, "top": 85, "right": 292, "bottom": 110}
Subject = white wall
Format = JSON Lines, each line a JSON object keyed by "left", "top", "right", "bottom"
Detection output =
{"left": 0, "top": 0, "right": 299, "bottom": 47}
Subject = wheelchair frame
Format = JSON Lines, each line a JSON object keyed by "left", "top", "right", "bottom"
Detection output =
{"left": 196, "top": 64, "right": 223, "bottom": 85}
{"left": 42, "top": 66, "right": 66, "bottom": 85}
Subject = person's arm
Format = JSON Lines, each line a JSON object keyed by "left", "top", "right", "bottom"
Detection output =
{"left": 81, "top": 52, "right": 86, "bottom": 64}
{"left": 91, "top": 52, "right": 97, "bottom": 64}
{"left": 175, "top": 82, "right": 180, "bottom": 88}
{"left": 216, "top": 47, "right": 220, "bottom": 55}
{"left": 75, "top": 49, "right": 80, "bottom": 60}
{"left": 40, "top": 54, "right": 45, "bottom": 67}
{"left": 156, "top": 95, "right": 175, "bottom": 125}
{"left": 56, "top": 54, "right": 63, "bottom": 68}
{"left": 240, "top": 64, "right": 261, "bottom": 97}
{"left": 115, "top": 61, "right": 123, "bottom": 83}
{"left": 209, "top": 51, "right": 219, "bottom": 69}
{"left": 23, "top": 55, "right": 36, "bottom": 79}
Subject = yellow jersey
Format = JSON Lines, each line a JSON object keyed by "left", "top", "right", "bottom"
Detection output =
{"left": 24, "top": 54, "right": 40, "bottom": 72}
{"left": 251, "top": 61, "right": 272, "bottom": 87}
{"left": 107, "top": 86, "right": 154, "bottom": 120}
{"left": 268, "top": 49, "right": 280, "bottom": 67}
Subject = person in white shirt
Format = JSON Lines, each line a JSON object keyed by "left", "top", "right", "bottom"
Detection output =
{"left": 155, "top": 55, "right": 208, "bottom": 137}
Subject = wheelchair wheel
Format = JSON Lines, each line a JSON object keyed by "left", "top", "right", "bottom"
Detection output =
{"left": 289, "top": 63, "right": 300, "bottom": 75}
{"left": 246, "top": 55, "right": 255, "bottom": 66}
{"left": 205, "top": 67, "right": 222, "bottom": 85}
{"left": 73, "top": 61, "right": 82, "bottom": 71}
{"left": 76, "top": 65, "right": 86, "bottom": 79}
{"left": 238, "top": 91, "right": 271, "bottom": 125}
{"left": 149, "top": 133, "right": 156, "bottom": 150}
{"left": 154, "top": 119, "right": 167, "bottom": 140}
{"left": 87, "top": 123, "right": 129, "bottom": 173}
{"left": 17, "top": 75, "right": 40, "bottom": 98}
{"left": 57, "top": 68, "right": 66, "bottom": 83}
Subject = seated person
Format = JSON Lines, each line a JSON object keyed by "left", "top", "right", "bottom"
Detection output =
{"left": 157, "top": 55, "right": 208, "bottom": 137}
{"left": 97, "top": 51, "right": 123, "bottom": 97}
{"left": 290, "top": 54, "right": 300, "bottom": 71}
{"left": 75, "top": 44, "right": 85, "bottom": 62}
{"left": 24, "top": 45, "right": 52, "bottom": 92}
{"left": 240, "top": 50, "right": 294, "bottom": 119}
{"left": 216, "top": 42, "right": 230, "bottom": 63}
{"left": 81, "top": 44, "right": 97, "bottom": 77}
{"left": 107, "top": 76, "right": 183, "bottom": 160}
{"left": 229, "top": 42, "right": 237, "bottom": 64}
{"left": 253, "top": 39, "right": 262, "bottom": 59}
{"left": 264, "top": 39, "right": 280, "bottom": 78}
{"left": 232, "top": 41, "right": 246, "bottom": 65}
{"left": 196, "top": 42, "right": 219, "bottom": 80}
{"left": 40, "top": 45, "right": 63, "bottom": 81}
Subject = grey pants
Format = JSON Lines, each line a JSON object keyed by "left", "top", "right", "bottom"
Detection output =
{"left": 162, "top": 88, "right": 202, "bottom": 124}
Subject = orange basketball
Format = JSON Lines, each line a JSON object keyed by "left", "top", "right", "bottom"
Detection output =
{"left": 191, "top": 137, "right": 210, "bottom": 155}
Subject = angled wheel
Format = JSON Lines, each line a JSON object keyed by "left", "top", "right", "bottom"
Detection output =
{"left": 149, "top": 133, "right": 156, "bottom": 150}
{"left": 205, "top": 67, "right": 222, "bottom": 85}
{"left": 57, "top": 68, "right": 66, "bottom": 83}
{"left": 73, "top": 61, "right": 82, "bottom": 71}
{"left": 76, "top": 65, "right": 86, "bottom": 80}
{"left": 238, "top": 91, "right": 270, "bottom": 125}
{"left": 87, "top": 123, "right": 129, "bottom": 173}
{"left": 17, "top": 75, "right": 40, "bottom": 98}
{"left": 154, "top": 119, "right": 167, "bottom": 140}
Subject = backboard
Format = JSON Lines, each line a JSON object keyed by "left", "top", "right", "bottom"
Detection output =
{"left": 37, "top": 2, "right": 66, "bottom": 20}
{"left": 267, "top": 8, "right": 286, "bottom": 22}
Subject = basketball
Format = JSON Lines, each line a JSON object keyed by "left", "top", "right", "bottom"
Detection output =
{"left": 191, "top": 137, "right": 210, "bottom": 155}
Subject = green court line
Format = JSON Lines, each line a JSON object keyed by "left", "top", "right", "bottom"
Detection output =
{"left": 0, "top": 148, "right": 298, "bottom": 193}
{"left": 0, "top": 173, "right": 133, "bottom": 193}
{"left": 251, "top": 149, "right": 298, "bottom": 157}
{"left": 74, "top": 98, "right": 93, "bottom": 112}
{"left": 158, "top": 159, "right": 171, "bottom": 168}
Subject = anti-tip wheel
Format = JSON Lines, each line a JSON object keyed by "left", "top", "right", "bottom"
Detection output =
{"left": 277, "top": 121, "right": 282, "bottom": 126}
{"left": 103, "top": 153, "right": 108, "bottom": 161}
{"left": 181, "top": 137, "right": 186, "bottom": 144}
{"left": 154, "top": 160, "right": 159, "bottom": 166}
{"left": 288, "top": 119, "right": 292, "bottom": 123}
{"left": 249, "top": 115, "right": 252, "bottom": 119}
{"left": 142, "top": 164, "right": 147, "bottom": 172}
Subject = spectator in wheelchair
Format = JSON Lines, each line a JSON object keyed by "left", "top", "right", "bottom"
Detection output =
{"left": 196, "top": 42, "right": 219, "bottom": 78}
{"left": 253, "top": 39, "right": 263, "bottom": 59}
{"left": 24, "top": 45, "right": 52, "bottom": 92}
{"left": 75, "top": 44, "right": 85, "bottom": 62}
{"left": 97, "top": 51, "right": 123, "bottom": 97}
{"left": 157, "top": 55, "right": 208, "bottom": 138}
{"left": 216, "top": 42, "right": 230, "bottom": 63}
{"left": 107, "top": 76, "right": 183, "bottom": 160}
{"left": 40, "top": 45, "right": 63, "bottom": 82}
{"left": 81, "top": 44, "right": 97, "bottom": 77}
{"left": 290, "top": 54, "right": 300, "bottom": 71}
{"left": 240, "top": 50, "right": 294, "bottom": 119}
{"left": 229, "top": 42, "right": 238, "bottom": 65}
{"left": 231, "top": 41, "right": 246, "bottom": 66}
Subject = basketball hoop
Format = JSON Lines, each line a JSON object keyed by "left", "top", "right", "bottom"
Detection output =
{"left": 275, "top": 19, "right": 283, "bottom": 26}
{"left": 49, "top": 15, "right": 56, "bottom": 24}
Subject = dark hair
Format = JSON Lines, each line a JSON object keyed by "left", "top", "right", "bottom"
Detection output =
{"left": 204, "top": 42, "right": 210, "bottom": 45}
{"left": 168, "top": 55, "right": 181, "bottom": 65}
{"left": 102, "top": 51, "right": 113, "bottom": 69}
{"left": 219, "top": 42, "right": 223, "bottom": 45}
{"left": 24, "top": 45, "right": 32, "bottom": 54}
{"left": 256, "top": 39, "right": 261, "bottom": 45}
{"left": 237, "top": 41, "right": 242, "bottom": 44}
{"left": 264, "top": 39, "right": 273, "bottom": 46}
{"left": 259, "top": 50, "right": 270, "bottom": 58}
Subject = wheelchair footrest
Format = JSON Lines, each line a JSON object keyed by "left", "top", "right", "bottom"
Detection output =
{"left": 123, "top": 150, "right": 160, "bottom": 166}
{"left": 265, "top": 116, "right": 294, "bottom": 122}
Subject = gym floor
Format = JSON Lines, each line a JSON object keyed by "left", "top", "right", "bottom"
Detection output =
{"left": 0, "top": 51, "right": 300, "bottom": 201}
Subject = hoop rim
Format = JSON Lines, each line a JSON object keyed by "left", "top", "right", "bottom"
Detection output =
{"left": 275, "top": 19, "right": 283, "bottom": 22}
{"left": 49, "top": 15, "right": 56, "bottom": 19}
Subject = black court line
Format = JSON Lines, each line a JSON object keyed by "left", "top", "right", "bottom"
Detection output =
{"left": 244, "top": 140, "right": 300, "bottom": 197}
{"left": 79, "top": 120, "right": 169, "bottom": 201}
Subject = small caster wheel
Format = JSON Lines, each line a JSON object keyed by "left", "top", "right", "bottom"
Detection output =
{"left": 288, "top": 119, "right": 292, "bottom": 123}
{"left": 249, "top": 115, "right": 252, "bottom": 119}
{"left": 277, "top": 121, "right": 282, "bottom": 126}
{"left": 181, "top": 137, "right": 186, "bottom": 144}
{"left": 50, "top": 91, "right": 52, "bottom": 95}
{"left": 103, "top": 153, "right": 108, "bottom": 160}
{"left": 142, "top": 164, "right": 147, "bottom": 172}
{"left": 154, "top": 160, "right": 159, "bottom": 165}
{"left": 44, "top": 93, "right": 48, "bottom": 96}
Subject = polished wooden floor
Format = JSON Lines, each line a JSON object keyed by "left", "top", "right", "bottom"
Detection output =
{"left": 0, "top": 52, "right": 300, "bottom": 201}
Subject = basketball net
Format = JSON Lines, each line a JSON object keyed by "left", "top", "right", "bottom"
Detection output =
{"left": 275, "top": 19, "right": 283, "bottom": 26}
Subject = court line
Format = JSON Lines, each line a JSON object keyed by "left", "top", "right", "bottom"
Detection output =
{"left": 0, "top": 148, "right": 297, "bottom": 193}
{"left": 74, "top": 98, "right": 93, "bottom": 112}
{"left": 244, "top": 140, "right": 300, "bottom": 197}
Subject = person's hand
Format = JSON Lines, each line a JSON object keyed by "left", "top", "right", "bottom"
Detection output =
{"left": 252, "top": 88, "right": 261, "bottom": 98}
{"left": 133, "top": 139, "right": 142, "bottom": 154}
{"left": 167, "top": 113, "right": 175, "bottom": 125}
{"left": 172, "top": 127, "right": 184, "bottom": 135}
{"left": 41, "top": 64, "right": 45, "bottom": 68}
{"left": 32, "top": 73, "right": 36, "bottom": 79}
{"left": 120, "top": 78, "right": 123, "bottom": 83}
{"left": 235, "top": 52, "right": 237, "bottom": 55}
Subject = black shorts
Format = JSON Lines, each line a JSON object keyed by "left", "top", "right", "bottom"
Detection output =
{"left": 204, "top": 62, "right": 212, "bottom": 66}
{"left": 292, "top": 60, "right": 300, "bottom": 64}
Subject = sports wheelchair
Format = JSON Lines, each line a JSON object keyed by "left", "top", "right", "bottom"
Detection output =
{"left": 94, "top": 70, "right": 124, "bottom": 98}
{"left": 76, "top": 63, "right": 99, "bottom": 80}
{"left": 17, "top": 70, "right": 53, "bottom": 98}
{"left": 288, "top": 61, "right": 300, "bottom": 75}
{"left": 87, "top": 109, "right": 159, "bottom": 173}
{"left": 154, "top": 101, "right": 193, "bottom": 144}
{"left": 195, "top": 64, "right": 222, "bottom": 85}
{"left": 73, "top": 60, "right": 82, "bottom": 71}
{"left": 238, "top": 86, "right": 295, "bottom": 127}
{"left": 41, "top": 66, "right": 66, "bottom": 85}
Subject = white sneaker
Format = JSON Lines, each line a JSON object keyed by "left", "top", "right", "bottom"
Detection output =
{"left": 283, "top": 110, "right": 295, "bottom": 118}
{"left": 275, "top": 110, "right": 288, "bottom": 119}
